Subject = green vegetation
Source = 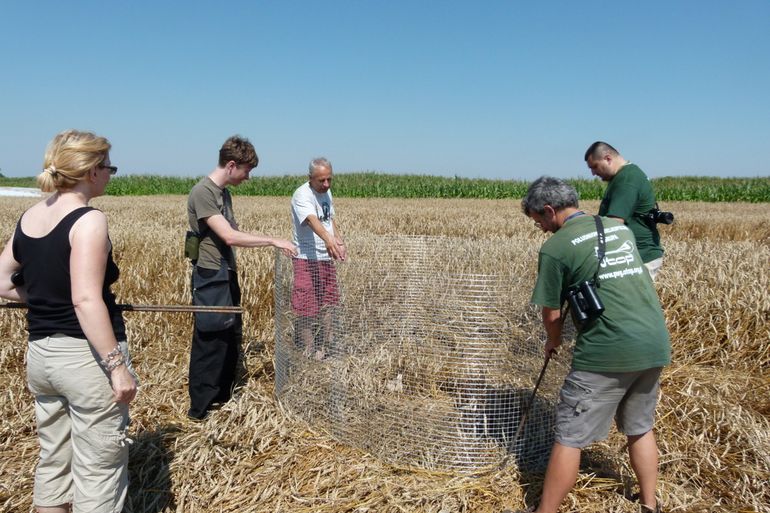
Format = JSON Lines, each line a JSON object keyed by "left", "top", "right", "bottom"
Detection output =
{"left": 0, "top": 176, "right": 36, "bottom": 188}
{"left": 650, "top": 176, "right": 770, "bottom": 202}
{"left": 1, "top": 174, "right": 768, "bottom": 202}
{"left": 105, "top": 175, "right": 200, "bottom": 195}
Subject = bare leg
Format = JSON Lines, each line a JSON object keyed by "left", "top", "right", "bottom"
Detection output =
{"left": 534, "top": 442, "right": 581, "bottom": 513}
{"left": 299, "top": 317, "right": 314, "bottom": 357}
{"left": 627, "top": 430, "right": 658, "bottom": 510}
{"left": 299, "top": 316, "right": 325, "bottom": 360}
{"left": 320, "top": 306, "right": 334, "bottom": 356}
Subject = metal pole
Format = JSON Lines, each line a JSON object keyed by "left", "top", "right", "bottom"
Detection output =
{"left": 0, "top": 302, "right": 243, "bottom": 314}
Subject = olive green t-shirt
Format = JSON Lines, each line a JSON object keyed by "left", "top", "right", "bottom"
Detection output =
{"left": 598, "top": 163, "right": 663, "bottom": 263}
{"left": 187, "top": 177, "right": 237, "bottom": 271}
{"left": 531, "top": 215, "right": 670, "bottom": 372}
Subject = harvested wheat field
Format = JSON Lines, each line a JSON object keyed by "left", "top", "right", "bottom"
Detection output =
{"left": 0, "top": 195, "right": 768, "bottom": 513}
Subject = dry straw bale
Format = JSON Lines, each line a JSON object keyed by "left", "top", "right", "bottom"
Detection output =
{"left": 0, "top": 196, "right": 768, "bottom": 513}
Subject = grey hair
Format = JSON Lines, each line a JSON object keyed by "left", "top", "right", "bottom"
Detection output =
{"left": 521, "top": 176, "right": 579, "bottom": 216}
{"left": 308, "top": 157, "right": 332, "bottom": 176}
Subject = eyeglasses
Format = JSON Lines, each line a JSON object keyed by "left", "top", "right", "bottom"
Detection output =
{"left": 100, "top": 164, "right": 118, "bottom": 175}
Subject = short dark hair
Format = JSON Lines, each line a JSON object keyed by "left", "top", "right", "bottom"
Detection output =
{"left": 584, "top": 141, "right": 619, "bottom": 162}
{"left": 219, "top": 135, "right": 258, "bottom": 168}
{"left": 521, "top": 176, "right": 579, "bottom": 216}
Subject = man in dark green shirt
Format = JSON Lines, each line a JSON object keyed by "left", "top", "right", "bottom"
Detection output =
{"left": 513, "top": 176, "right": 669, "bottom": 513}
{"left": 585, "top": 141, "right": 664, "bottom": 280}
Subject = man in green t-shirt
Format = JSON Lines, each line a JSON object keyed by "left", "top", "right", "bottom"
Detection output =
{"left": 512, "top": 177, "right": 670, "bottom": 513}
{"left": 585, "top": 141, "right": 665, "bottom": 280}
{"left": 186, "top": 135, "right": 297, "bottom": 420}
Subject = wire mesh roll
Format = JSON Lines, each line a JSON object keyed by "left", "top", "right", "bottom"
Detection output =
{"left": 274, "top": 235, "right": 572, "bottom": 473}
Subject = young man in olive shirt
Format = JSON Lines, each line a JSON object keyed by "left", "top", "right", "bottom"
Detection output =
{"left": 514, "top": 177, "right": 670, "bottom": 513}
{"left": 186, "top": 136, "right": 296, "bottom": 420}
{"left": 585, "top": 141, "right": 664, "bottom": 279}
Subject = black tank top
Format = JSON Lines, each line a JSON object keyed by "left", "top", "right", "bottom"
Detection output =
{"left": 12, "top": 206, "right": 126, "bottom": 341}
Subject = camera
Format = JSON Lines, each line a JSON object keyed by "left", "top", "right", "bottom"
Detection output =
{"left": 643, "top": 208, "right": 674, "bottom": 225}
{"left": 566, "top": 280, "right": 604, "bottom": 328}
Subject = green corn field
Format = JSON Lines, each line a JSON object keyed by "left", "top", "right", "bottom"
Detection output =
{"left": 1, "top": 173, "right": 769, "bottom": 201}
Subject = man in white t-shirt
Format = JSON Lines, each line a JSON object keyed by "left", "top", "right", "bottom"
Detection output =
{"left": 290, "top": 157, "right": 346, "bottom": 359}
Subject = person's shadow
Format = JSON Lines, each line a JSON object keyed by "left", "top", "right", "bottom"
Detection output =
{"left": 485, "top": 387, "right": 633, "bottom": 506}
{"left": 515, "top": 443, "right": 631, "bottom": 509}
{"left": 125, "top": 424, "right": 178, "bottom": 512}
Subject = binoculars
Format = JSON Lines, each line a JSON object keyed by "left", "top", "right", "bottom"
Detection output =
{"left": 566, "top": 280, "right": 605, "bottom": 327}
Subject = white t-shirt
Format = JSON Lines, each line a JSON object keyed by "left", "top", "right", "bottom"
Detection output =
{"left": 291, "top": 182, "right": 335, "bottom": 260}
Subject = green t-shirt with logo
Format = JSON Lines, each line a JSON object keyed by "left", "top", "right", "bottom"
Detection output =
{"left": 598, "top": 163, "right": 663, "bottom": 263}
{"left": 531, "top": 215, "right": 671, "bottom": 372}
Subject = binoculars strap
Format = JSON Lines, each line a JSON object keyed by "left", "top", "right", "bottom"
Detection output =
{"left": 592, "top": 215, "right": 606, "bottom": 286}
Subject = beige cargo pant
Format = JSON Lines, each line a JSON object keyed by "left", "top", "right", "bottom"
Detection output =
{"left": 26, "top": 334, "right": 134, "bottom": 513}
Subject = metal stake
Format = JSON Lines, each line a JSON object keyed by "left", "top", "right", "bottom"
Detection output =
{"left": 1, "top": 302, "right": 243, "bottom": 314}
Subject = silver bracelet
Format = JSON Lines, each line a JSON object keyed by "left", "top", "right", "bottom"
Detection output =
{"left": 106, "top": 355, "right": 126, "bottom": 372}
{"left": 100, "top": 346, "right": 122, "bottom": 369}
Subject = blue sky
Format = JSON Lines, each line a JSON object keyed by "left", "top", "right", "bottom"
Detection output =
{"left": 1, "top": 1, "right": 768, "bottom": 180}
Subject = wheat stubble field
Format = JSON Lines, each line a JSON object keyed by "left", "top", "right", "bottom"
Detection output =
{"left": 0, "top": 195, "right": 768, "bottom": 513}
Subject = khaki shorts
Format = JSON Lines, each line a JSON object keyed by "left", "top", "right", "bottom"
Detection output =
{"left": 554, "top": 367, "right": 662, "bottom": 449}
{"left": 27, "top": 334, "right": 135, "bottom": 513}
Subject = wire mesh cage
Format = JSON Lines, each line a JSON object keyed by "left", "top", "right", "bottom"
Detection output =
{"left": 274, "top": 235, "right": 572, "bottom": 473}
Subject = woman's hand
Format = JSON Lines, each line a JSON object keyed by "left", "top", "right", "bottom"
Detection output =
{"left": 110, "top": 365, "right": 138, "bottom": 404}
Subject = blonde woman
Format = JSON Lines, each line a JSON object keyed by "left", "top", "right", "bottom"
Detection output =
{"left": 0, "top": 130, "right": 138, "bottom": 513}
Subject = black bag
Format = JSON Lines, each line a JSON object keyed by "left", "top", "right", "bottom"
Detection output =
{"left": 192, "top": 263, "right": 236, "bottom": 332}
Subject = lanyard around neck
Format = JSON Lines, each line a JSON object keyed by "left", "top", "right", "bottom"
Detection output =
{"left": 564, "top": 210, "right": 585, "bottom": 223}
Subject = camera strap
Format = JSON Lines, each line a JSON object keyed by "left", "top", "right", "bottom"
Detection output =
{"left": 592, "top": 215, "right": 606, "bottom": 286}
